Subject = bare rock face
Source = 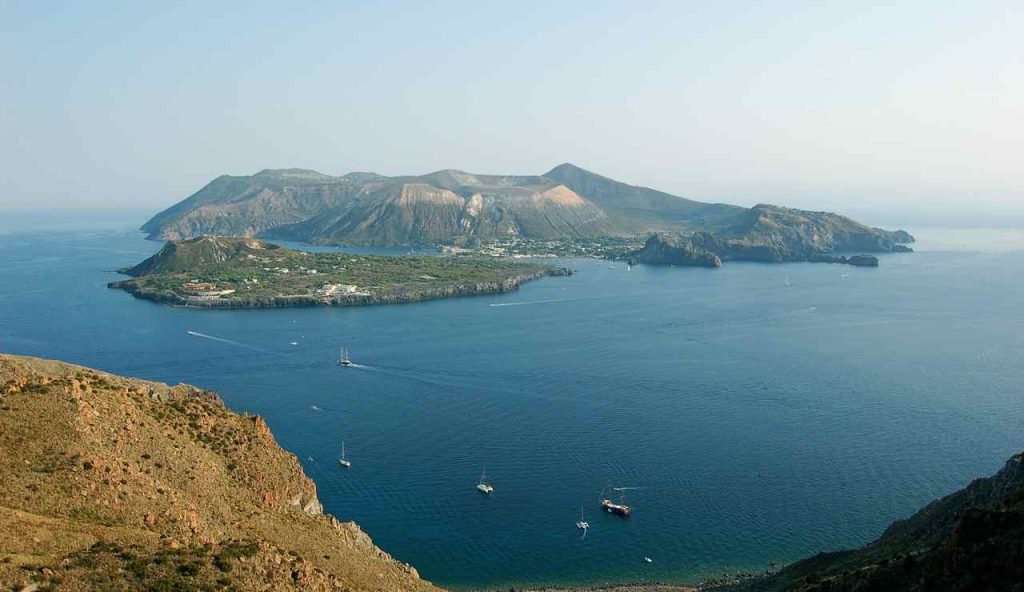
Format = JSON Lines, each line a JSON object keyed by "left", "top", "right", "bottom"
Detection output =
{"left": 0, "top": 354, "right": 436, "bottom": 592}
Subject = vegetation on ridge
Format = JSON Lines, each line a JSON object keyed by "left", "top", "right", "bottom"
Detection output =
{"left": 728, "top": 452, "right": 1024, "bottom": 591}
{"left": 108, "top": 236, "right": 567, "bottom": 308}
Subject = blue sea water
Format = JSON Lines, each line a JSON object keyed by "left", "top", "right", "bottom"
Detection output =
{"left": 1, "top": 223, "right": 1023, "bottom": 589}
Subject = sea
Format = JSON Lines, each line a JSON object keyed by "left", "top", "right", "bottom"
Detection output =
{"left": 1, "top": 217, "right": 1022, "bottom": 589}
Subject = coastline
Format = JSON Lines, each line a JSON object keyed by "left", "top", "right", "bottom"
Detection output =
{"left": 466, "top": 568, "right": 769, "bottom": 592}
{"left": 108, "top": 267, "right": 571, "bottom": 309}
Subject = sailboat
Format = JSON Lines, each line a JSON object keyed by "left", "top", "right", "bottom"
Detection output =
{"left": 476, "top": 468, "right": 494, "bottom": 494}
{"left": 338, "top": 441, "right": 351, "bottom": 468}
{"left": 338, "top": 346, "right": 353, "bottom": 367}
{"left": 576, "top": 505, "right": 589, "bottom": 530}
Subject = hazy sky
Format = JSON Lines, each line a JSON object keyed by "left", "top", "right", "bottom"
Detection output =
{"left": 2, "top": 1, "right": 1022, "bottom": 225}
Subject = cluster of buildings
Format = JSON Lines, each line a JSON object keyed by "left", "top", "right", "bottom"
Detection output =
{"left": 180, "top": 281, "right": 236, "bottom": 299}
{"left": 259, "top": 266, "right": 319, "bottom": 275}
{"left": 315, "top": 283, "right": 360, "bottom": 297}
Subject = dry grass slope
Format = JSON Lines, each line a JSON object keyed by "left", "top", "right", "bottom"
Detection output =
{"left": 0, "top": 354, "right": 437, "bottom": 592}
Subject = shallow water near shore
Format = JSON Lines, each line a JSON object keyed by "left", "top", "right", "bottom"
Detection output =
{"left": 1, "top": 225, "right": 1023, "bottom": 588}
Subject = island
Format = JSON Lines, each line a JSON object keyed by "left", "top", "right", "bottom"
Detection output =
{"left": 139, "top": 164, "right": 915, "bottom": 264}
{"left": 108, "top": 236, "right": 571, "bottom": 308}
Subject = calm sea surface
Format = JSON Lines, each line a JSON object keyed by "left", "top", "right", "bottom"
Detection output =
{"left": 1, "top": 223, "right": 1022, "bottom": 588}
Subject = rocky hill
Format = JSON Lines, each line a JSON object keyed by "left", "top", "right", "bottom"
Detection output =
{"left": 629, "top": 233, "right": 723, "bottom": 268}
{"left": 731, "top": 452, "right": 1024, "bottom": 592}
{"left": 626, "top": 197, "right": 917, "bottom": 268}
{"left": 141, "top": 164, "right": 913, "bottom": 253}
{"left": 0, "top": 354, "right": 436, "bottom": 591}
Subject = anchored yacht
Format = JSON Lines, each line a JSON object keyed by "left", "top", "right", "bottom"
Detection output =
{"left": 338, "top": 441, "right": 351, "bottom": 468}
{"left": 476, "top": 468, "right": 494, "bottom": 494}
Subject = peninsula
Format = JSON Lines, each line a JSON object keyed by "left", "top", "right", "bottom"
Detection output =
{"left": 108, "top": 236, "right": 570, "bottom": 308}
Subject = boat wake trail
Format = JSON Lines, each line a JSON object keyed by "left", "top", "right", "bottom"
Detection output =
{"left": 489, "top": 298, "right": 580, "bottom": 307}
{"left": 186, "top": 330, "right": 268, "bottom": 352}
{"left": 0, "top": 288, "right": 53, "bottom": 299}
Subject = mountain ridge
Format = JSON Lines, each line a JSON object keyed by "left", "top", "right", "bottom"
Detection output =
{"left": 141, "top": 163, "right": 914, "bottom": 255}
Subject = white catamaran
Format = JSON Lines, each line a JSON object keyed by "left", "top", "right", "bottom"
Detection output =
{"left": 476, "top": 468, "right": 493, "bottom": 494}
{"left": 338, "top": 441, "right": 351, "bottom": 468}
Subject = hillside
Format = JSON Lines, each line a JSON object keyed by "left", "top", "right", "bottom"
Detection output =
{"left": 0, "top": 353, "right": 435, "bottom": 591}
{"left": 730, "top": 452, "right": 1024, "bottom": 592}
{"left": 543, "top": 163, "right": 742, "bottom": 232}
{"left": 141, "top": 164, "right": 913, "bottom": 254}
{"left": 110, "top": 236, "right": 568, "bottom": 308}
{"left": 143, "top": 167, "right": 610, "bottom": 247}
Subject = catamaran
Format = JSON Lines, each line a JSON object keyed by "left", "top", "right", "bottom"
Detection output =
{"left": 576, "top": 506, "right": 589, "bottom": 530}
{"left": 338, "top": 346, "right": 353, "bottom": 367}
{"left": 476, "top": 468, "right": 493, "bottom": 494}
{"left": 338, "top": 441, "right": 351, "bottom": 468}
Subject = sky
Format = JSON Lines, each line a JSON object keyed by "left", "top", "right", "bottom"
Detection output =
{"left": 2, "top": 0, "right": 1022, "bottom": 226}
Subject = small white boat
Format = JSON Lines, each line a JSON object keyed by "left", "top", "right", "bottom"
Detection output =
{"left": 476, "top": 468, "right": 494, "bottom": 494}
{"left": 644, "top": 556, "right": 653, "bottom": 563}
{"left": 576, "top": 505, "right": 589, "bottom": 530}
{"left": 338, "top": 441, "right": 351, "bottom": 468}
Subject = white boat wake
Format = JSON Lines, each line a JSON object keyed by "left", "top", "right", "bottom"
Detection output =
{"left": 186, "top": 330, "right": 268, "bottom": 352}
{"left": 489, "top": 298, "right": 579, "bottom": 307}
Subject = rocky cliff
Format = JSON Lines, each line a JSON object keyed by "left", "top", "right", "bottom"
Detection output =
{"left": 631, "top": 230, "right": 900, "bottom": 268}
{"left": 629, "top": 233, "right": 722, "bottom": 267}
{"left": 0, "top": 354, "right": 436, "bottom": 591}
